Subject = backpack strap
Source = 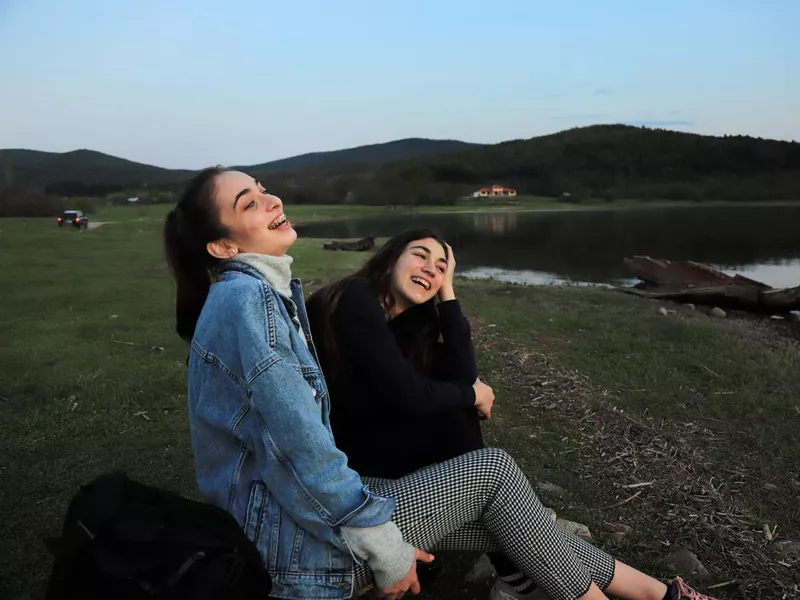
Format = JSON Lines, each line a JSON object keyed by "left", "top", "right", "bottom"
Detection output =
{"left": 45, "top": 471, "right": 129, "bottom": 558}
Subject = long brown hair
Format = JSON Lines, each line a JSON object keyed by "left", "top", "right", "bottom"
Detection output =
{"left": 163, "top": 166, "right": 232, "bottom": 342}
{"left": 308, "top": 228, "right": 448, "bottom": 380}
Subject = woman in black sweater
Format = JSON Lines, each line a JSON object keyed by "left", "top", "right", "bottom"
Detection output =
{"left": 307, "top": 229, "right": 538, "bottom": 599}
{"left": 307, "top": 228, "right": 489, "bottom": 478}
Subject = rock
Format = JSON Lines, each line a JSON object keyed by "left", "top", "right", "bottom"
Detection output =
{"left": 662, "top": 548, "right": 711, "bottom": 582}
{"left": 770, "top": 314, "right": 785, "bottom": 320}
{"left": 464, "top": 553, "right": 496, "bottom": 583}
{"left": 771, "top": 540, "right": 800, "bottom": 559}
{"left": 710, "top": 307, "right": 726, "bottom": 318}
{"left": 685, "top": 303, "right": 696, "bottom": 310}
{"left": 658, "top": 307, "right": 669, "bottom": 316}
{"left": 536, "top": 481, "right": 565, "bottom": 497}
{"left": 606, "top": 522, "right": 632, "bottom": 542}
{"left": 556, "top": 518, "right": 593, "bottom": 541}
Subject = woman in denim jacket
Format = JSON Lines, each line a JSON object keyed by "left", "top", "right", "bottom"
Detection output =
{"left": 163, "top": 167, "right": 714, "bottom": 600}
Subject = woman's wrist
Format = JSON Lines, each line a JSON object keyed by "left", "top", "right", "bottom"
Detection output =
{"left": 439, "top": 284, "right": 456, "bottom": 302}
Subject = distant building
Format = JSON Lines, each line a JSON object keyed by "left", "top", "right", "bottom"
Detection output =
{"left": 473, "top": 185, "right": 517, "bottom": 198}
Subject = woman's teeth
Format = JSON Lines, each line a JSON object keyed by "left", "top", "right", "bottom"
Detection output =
{"left": 268, "top": 215, "right": 287, "bottom": 230}
{"left": 411, "top": 276, "right": 430, "bottom": 290}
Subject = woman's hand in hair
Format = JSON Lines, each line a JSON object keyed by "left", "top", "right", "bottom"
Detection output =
{"left": 377, "top": 549, "right": 434, "bottom": 600}
{"left": 438, "top": 243, "right": 457, "bottom": 302}
{"left": 472, "top": 378, "right": 495, "bottom": 420}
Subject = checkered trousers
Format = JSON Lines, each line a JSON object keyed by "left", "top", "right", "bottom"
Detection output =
{"left": 353, "top": 448, "right": 615, "bottom": 600}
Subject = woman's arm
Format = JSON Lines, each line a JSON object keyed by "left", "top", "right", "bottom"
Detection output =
{"left": 332, "top": 282, "right": 476, "bottom": 416}
{"left": 431, "top": 299, "right": 478, "bottom": 384}
{"left": 245, "top": 356, "right": 417, "bottom": 585}
{"left": 430, "top": 242, "right": 478, "bottom": 384}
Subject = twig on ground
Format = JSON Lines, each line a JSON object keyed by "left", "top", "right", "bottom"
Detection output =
{"left": 112, "top": 339, "right": 136, "bottom": 346}
{"left": 605, "top": 490, "right": 643, "bottom": 508}
{"left": 700, "top": 363, "right": 720, "bottom": 377}
{"left": 622, "top": 481, "right": 656, "bottom": 489}
{"left": 707, "top": 580, "right": 737, "bottom": 590}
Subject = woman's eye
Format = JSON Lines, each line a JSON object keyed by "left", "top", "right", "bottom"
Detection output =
{"left": 413, "top": 253, "right": 425, "bottom": 259}
{"left": 437, "top": 267, "right": 445, "bottom": 274}
{"left": 245, "top": 200, "right": 256, "bottom": 209}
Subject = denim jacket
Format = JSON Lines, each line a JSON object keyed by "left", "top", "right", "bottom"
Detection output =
{"left": 187, "top": 261, "right": 396, "bottom": 599}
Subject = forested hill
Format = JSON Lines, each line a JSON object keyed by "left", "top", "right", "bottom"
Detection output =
{"left": 2, "top": 125, "right": 798, "bottom": 202}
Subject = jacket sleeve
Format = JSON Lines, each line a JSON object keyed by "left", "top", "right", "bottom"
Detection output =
{"left": 430, "top": 299, "right": 478, "bottom": 385}
{"left": 332, "top": 282, "right": 476, "bottom": 416}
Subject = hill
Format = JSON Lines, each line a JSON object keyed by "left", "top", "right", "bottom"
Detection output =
{"left": 382, "top": 125, "right": 800, "bottom": 201}
{"left": 0, "top": 138, "right": 481, "bottom": 191}
{"left": 2, "top": 125, "right": 798, "bottom": 203}
{"left": 1, "top": 149, "right": 192, "bottom": 187}
{"left": 239, "top": 138, "right": 481, "bottom": 174}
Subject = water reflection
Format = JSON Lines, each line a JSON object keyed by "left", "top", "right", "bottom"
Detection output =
{"left": 473, "top": 212, "right": 519, "bottom": 234}
{"left": 296, "top": 205, "right": 800, "bottom": 287}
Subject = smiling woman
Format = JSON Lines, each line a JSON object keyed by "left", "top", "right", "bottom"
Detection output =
{"left": 207, "top": 170, "right": 296, "bottom": 260}
{"left": 306, "top": 229, "right": 491, "bottom": 477}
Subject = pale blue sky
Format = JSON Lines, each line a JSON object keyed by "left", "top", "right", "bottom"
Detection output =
{"left": 1, "top": 0, "right": 798, "bottom": 169}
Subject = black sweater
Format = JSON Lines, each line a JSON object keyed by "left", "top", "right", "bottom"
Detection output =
{"left": 308, "top": 281, "right": 484, "bottom": 479}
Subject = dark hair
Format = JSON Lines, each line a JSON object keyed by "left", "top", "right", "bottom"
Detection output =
{"left": 163, "top": 166, "right": 231, "bottom": 342}
{"left": 309, "top": 228, "right": 448, "bottom": 379}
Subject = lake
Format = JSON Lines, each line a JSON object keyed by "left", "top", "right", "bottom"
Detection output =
{"left": 296, "top": 205, "right": 800, "bottom": 288}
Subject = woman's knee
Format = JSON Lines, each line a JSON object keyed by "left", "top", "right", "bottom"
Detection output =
{"left": 473, "top": 447, "right": 521, "bottom": 478}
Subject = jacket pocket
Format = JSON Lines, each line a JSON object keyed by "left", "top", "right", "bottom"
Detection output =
{"left": 243, "top": 480, "right": 267, "bottom": 545}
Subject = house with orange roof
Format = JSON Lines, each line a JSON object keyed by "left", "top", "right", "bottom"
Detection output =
{"left": 472, "top": 184, "right": 517, "bottom": 198}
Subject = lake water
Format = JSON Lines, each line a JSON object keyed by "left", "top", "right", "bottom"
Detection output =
{"left": 296, "top": 205, "right": 800, "bottom": 288}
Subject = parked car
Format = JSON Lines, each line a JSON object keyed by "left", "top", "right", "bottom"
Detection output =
{"left": 58, "top": 210, "right": 89, "bottom": 229}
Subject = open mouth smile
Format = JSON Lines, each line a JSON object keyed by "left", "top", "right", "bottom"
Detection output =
{"left": 410, "top": 276, "right": 431, "bottom": 291}
{"left": 268, "top": 214, "right": 291, "bottom": 230}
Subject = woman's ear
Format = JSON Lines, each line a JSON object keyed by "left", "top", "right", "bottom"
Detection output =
{"left": 206, "top": 239, "right": 239, "bottom": 260}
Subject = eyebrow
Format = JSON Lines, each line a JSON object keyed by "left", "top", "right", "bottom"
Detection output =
{"left": 411, "top": 244, "right": 447, "bottom": 264}
{"left": 233, "top": 187, "right": 251, "bottom": 209}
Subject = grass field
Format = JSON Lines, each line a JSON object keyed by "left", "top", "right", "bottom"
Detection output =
{"left": 1, "top": 207, "right": 798, "bottom": 599}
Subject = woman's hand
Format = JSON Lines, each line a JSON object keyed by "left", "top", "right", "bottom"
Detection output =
{"left": 377, "top": 549, "right": 435, "bottom": 600}
{"left": 438, "top": 243, "right": 456, "bottom": 302}
{"left": 473, "top": 378, "right": 495, "bottom": 420}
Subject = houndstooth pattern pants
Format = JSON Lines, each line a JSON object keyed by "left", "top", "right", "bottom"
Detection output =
{"left": 353, "top": 448, "right": 615, "bottom": 600}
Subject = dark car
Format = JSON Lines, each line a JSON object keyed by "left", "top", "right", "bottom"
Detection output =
{"left": 58, "top": 210, "right": 89, "bottom": 229}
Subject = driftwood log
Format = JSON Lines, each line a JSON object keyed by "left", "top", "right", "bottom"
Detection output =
{"left": 323, "top": 236, "right": 375, "bottom": 252}
{"left": 620, "top": 256, "right": 800, "bottom": 313}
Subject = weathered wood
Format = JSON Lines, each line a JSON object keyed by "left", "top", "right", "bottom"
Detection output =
{"left": 620, "top": 255, "right": 800, "bottom": 313}
{"left": 322, "top": 236, "right": 375, "bottom": 252}
{"left": 623, "top": 256, "right": 771, "bottom": 289}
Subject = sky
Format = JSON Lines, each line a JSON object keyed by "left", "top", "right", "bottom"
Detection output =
{"left": 1, "top": 0, "right": 798, "bottom": 169}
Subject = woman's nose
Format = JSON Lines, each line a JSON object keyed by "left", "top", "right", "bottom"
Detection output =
{"left": 267, "top": 194, "right": 282, "bottom": 210}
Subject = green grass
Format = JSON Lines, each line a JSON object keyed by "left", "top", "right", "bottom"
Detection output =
{"left": 1, "top": 215, "right": 798, "bottom": 598}
{"left": 461, "top": 283, "right": 800, "bottom": 523}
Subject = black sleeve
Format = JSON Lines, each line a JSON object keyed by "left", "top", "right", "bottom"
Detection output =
{"left": 332, "top": 282, "right": 476, "bottom": 416}
{"left": 431, "top": 299, "right": 479, "bottom": 385}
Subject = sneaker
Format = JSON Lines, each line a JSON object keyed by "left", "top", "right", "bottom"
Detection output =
{"left": 667, "top": 577, "right": 717, "bottom": 600}
{"left": 489, "top": 578, "right": 550, "bottom": 600}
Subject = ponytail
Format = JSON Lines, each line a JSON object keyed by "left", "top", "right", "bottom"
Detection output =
{"left": 163, "top": 167, "right": 230, "bottom": 342}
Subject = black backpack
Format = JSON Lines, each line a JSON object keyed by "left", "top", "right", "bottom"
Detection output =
{"left": 44, "top": 471, "right": 274, "bottom": 600}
